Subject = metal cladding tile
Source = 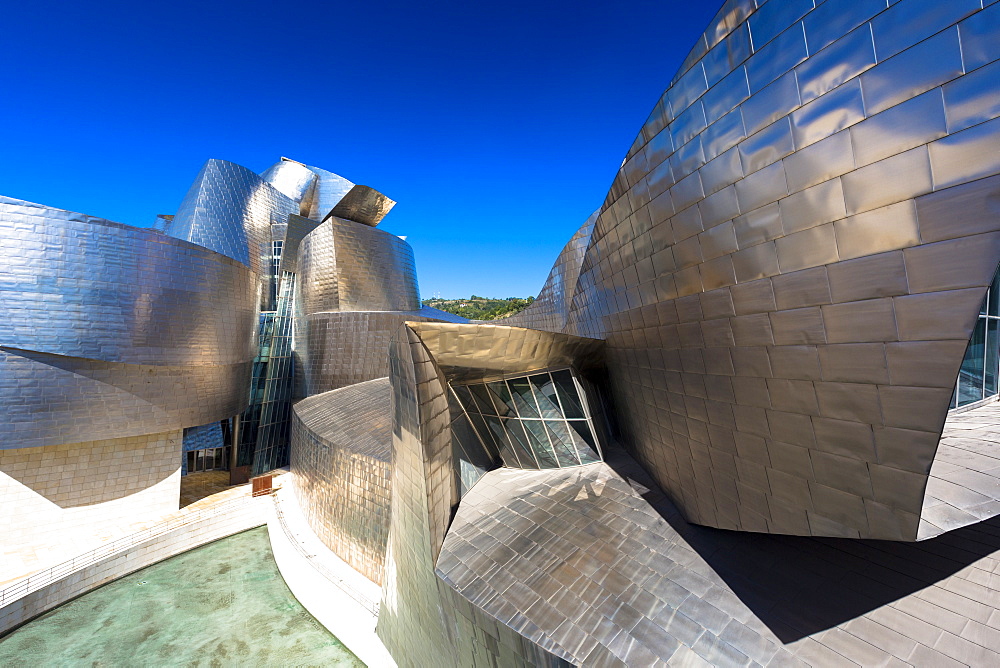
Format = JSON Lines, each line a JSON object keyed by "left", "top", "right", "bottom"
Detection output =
{"left": 929, "top": 116, "right": 1000, "bottom": 191}
{"left": 893, "top": 289, "right": 986, "bottom": 341}
{"left": 841, "top": 146, "right": 934, "bottom": 216}
{"left": 825, "top": 251, "right": 909, "bottom": 303}
{"left": 915, "top": 173, "right": 1000, "bottom": 244}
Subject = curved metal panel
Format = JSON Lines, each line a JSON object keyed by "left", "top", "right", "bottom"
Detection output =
{"left": 304, "top": 163, "right": 355, "bottom": 222}
{"left": 290, "top": 378, "right": 391, "bottom": 584}
{"left": 534, "top": 0, "right": 1000, "bottom": 540}
{"left": 324, "top": 185, "right": 396, "bottom": 227}
{"left": 297, "top": 217, "right": 421, "bottom": 314}
{"left": 260, "top": 158, "right": 317, "bottom": 216}
{"left": 294, "top": 309, "right": 464, "bottom": 398}
{"left": 500, "top": 211, "right": 597, "bottom": 333}
{"left": 169, "top": 159, "right": 297, "bottom": 275}
{"left": 0, "top": 347, "right": 250, "bottom": 450}
{"left": 0, "top": 196, "right": 259, "bottom": 367}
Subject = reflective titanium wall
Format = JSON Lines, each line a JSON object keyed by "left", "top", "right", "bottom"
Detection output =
{"left": 0, "top": 196, "right": 258, "bottom": 449}
{"left": 507, "top": 0, "right": 1000, "bottom": 541}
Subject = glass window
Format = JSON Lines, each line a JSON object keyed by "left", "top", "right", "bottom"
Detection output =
{"left": 486, "top": 381, "right": 516, "bottom": 417}
{"left": 544, "top": 420, "right": 581, "bottom": 467}
{"left": 520, "top": 419, "right": 559, "bottom": 468}
{"left": 568, "top": 420, "right": 602, "bottom": 463}
{"left": 507, "top": 377, "right": 540, "bottom": 418}
{"left": 958, "top": 318, "right": 987, "bottom": 406}
{"left": 988, "top": 319, "right": 999, "bottom": 397}
{"left": 551, "top": 369, "right": 586, "bottom": 419}
{"left": 450, "top": 368, "right": 603, "bottom": 469}
{"left": 468, "top": 384, "right": 497, "bottom": 416}
{"left": 451, "top": 385, "right": 478, "bottom": 415}
{"left": 530, "top": 373, "right": 563, "bottom": 419}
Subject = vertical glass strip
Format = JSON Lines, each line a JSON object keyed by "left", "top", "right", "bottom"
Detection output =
{"left": 544, "top": 420, "right": 582, "bottom": 467}
{"left": 530, "top": 373, "right": 563, "bottom": 418}
{"left": 507, "top": 377, "right": 541, "bottom": 418}
{"left": 503, "top": 419, "right": 542, "bottom": 469}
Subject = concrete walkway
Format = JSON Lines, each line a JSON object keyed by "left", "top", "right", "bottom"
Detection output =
{"left": 267, "top": 477, "right": 396, "bottom": 668}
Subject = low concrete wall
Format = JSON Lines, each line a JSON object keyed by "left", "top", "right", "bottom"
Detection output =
{"left": 0, "top": 494, "right": 268, "bottom": 636}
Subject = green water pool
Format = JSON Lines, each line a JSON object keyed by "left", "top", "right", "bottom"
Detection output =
{"left": 0, "top": 526, "right": 365, "bottom": 667}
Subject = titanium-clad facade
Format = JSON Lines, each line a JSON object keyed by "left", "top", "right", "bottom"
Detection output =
{"left": 8, "top": 1, "right": 1000, "bottom": 664}
{"left": 506, "top": 0, "right": 1000, "bottom": 543}
{"left": 289, "top": 378, "right": 392, "bottom": 584}
{"left": 373, "top": 1, "right": 1000, "bottom": 666}
{"left": 0, "top": 196, "right": 257, "bottom": 450}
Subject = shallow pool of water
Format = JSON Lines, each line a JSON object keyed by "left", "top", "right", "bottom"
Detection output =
{"left": 0, "top": 526, "right": 364, "bottom": 667}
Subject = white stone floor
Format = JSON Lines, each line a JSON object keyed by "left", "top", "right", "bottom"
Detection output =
{"left": 267, "top": 477, "right": 396, "bottom": 668}
{"left": 922, "top": 400, "right": 1000, "bottom": 538}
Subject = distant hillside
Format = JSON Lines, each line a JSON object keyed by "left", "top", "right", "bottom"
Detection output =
{"left": 422, "top": 296, "right": 535, "bottom": 321}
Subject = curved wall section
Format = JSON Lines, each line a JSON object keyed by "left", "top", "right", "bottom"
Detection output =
{"left": 552, "top": 1, "right": 1000, "bottom": 540}
{"left": 0, "top": 197, "right": 259, "bottom": 367}
{"left": 297, "top": 216, "right": 421, "bottom": 314}
{"left": 289, "top": 378, "right": 391, "bottom": 584}
{"left": 304, "top": 164, "right": 355, "bottom": 222}
{"left": 294, "top": 308, "right": 464, "bottom": 398}
{"left": 1, "top": 348, "right": 250, "bottom": 450}
{"left": 170, "top": 159, "right": 297, "bottom": 275}
{"left": 260, "top": 159, "right": 317, "bottom": 215}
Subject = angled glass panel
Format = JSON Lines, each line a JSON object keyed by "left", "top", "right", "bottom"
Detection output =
{"left": 520, "top": 419, "right": 559, "bottom": 468}
{"left": 530, "top": 373, "right": 563, "bottom": 419}
{"left": 507, "top": 377, "right": 540, "bottom": 418}
{"left": 468, "top": 383, "right": 498, "bottom": 416}
{"left": 451, "top": 385, "right": 479, "bottom": 415}
{"left": 544, "top": 420, "right": 581, "bottom": 467}
{"left": 468, "top": 412, "right": 500, "bottom": 458}
{"left": 486, "top": 380, "right": 517, "bottom": 417}
{"left": 484, "top": 415, "right": 522, "bottom": 467}
{"left": 494, "top": 417, "right": 536, "bottom": 469}
{"left": 958, "top": 318, "right": 986, "bottom": 407}
{"left": 568, "top": 420, "right": 602, "bottom": 463}
{"left": 551, "top": 369, "right": 586, "bottom": 419}
{"left": 987, "top": 319, "right": 999, "bottom": 398}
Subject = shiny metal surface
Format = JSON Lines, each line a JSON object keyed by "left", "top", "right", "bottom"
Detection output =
{"left": 259, "top": 157, "right": 317, "bottom": 216}
{"left": 169, "top": 159, "right": 297, "bottom": 277}
{"left": 294, "top": 309, "right": 462, "bottom": 398}
{"left": 304, "top": 163, "right": 355, "bottom": 222}
{"left": 325, "top": 185, "right": 396, "bottom": 227}
{"left": 510, "top": 0, "right": 1000, "bottom": 542}
{"left": 0, "top": 196, "right": 256, "bottom": 450}
{"left": 290, "top": 378, "right": 391, "bottom": 584}
{"left": 297, "top": 215, "right": 421, "bottom": 314}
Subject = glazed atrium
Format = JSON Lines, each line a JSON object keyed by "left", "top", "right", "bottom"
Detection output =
{"left": 3, "top": 0, "right": 1000, "bottom": 666}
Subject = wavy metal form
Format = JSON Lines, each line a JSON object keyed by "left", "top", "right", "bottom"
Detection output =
{"left": 304, "top": 163, "right": 355, "bottom": 222}
{"left": 290, "top": 378, "right": 392, "bottom": 584}
{"left": 170, "top": 159, "right": 297, "bottom": 277}
{"left": 325, "top": 185, "right": 396, "bottom": 227}
{"left": 260, "top": 158, "right": 318, "bottom": 215}
{"left": 0, "top": 197, "right": 256, "bottom": 449}
{"left": 501, "top": 212, "right": 598, "bottom": 333}
{"left": 296, "top": 215, "right": 421, "bottom": 314}
{"left": 522, "top": 0, "right": 1000, "bottom": 541}
{"left": 293, "top": 308, "right": 464, "bottom": 398}
{"left": 378, "top": 325, "right": 566, "bottom": 667}
{"left": 0, "top": 197, "right": 259, "bottom": 368}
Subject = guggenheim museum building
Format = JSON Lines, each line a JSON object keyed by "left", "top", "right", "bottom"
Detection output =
{"left": 3, "top": 0, "right": 1000, "bottom": 665}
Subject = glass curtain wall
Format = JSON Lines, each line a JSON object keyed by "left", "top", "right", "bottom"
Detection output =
{"left": 451, "top": 368, "right": 602, "bottom": 476}
{"left": 953, "top": 269, "right": 1000, "bottom": 409}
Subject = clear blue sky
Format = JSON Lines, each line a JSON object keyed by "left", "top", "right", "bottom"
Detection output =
{"left": 1, "top": 1, "right": 717, "bottom": 298}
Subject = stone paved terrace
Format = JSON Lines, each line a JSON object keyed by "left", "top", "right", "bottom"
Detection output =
{"left": 922, "top": 401, "right": 1000, "bottom": 539}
